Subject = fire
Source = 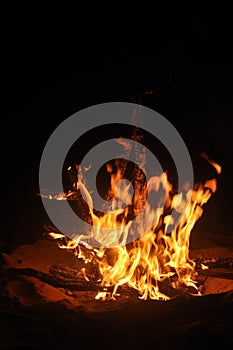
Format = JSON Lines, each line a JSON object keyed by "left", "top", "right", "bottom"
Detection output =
{"left": 201, "top": 152, "right": 222, "bottom": 174}
{"left": 46, "top": 147, "right": 220, "bottom": 301}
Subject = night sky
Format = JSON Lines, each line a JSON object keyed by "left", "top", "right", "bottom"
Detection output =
{"left": 2, "top": 15, "right": 233, "bottom": 250}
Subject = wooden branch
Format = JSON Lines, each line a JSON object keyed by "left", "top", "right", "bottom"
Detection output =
{"left": 2, "top": 268, "right": 101, "bottom": 291}
{"left": 196, "top": 268, "right": 233, "bottom": 280}
{"left": 1, "top": 266, "right": 179, "bottom": 298}
{"left": 195, "top": 257, "right": 233, "bottom": 269}
{"left": 2, "top": 256, "right": 233, "bottom": 299}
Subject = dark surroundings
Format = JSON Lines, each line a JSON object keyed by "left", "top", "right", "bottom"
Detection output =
{"left": 2, "top": 23, "right": 233, "bottom": 251}
{"left": 1, "top": 14, "right": 233, "bottom": 349}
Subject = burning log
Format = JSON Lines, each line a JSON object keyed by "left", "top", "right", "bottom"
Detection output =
{"left": 1, "top": 264, "right": 180, "bottom": 299}
{"left": 1, "top": 267, "right": 101, "bottom": 291}
{"left": 196, "top": 269, "right": 233, "bottom": 280}
{"left": 1, "top": 235, "right": 233, "bottom": 309}
{"left": 195, "top": 256, "right": 233, "bottom": 269}
{"left": 4, "top": 257, "right": 232, "bottom": 301}
{"left": 195, "top": 256, "right": 233, "bottom": 279}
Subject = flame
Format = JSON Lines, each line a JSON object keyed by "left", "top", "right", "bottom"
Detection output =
{"left": 201, "top": 152, "right": 222, "bottom": 174}
{"left": 46, "top": 151, "right": 220, "bottom": 300}
{"left": 200, "top": 263, "right": 209, "bottom": 270}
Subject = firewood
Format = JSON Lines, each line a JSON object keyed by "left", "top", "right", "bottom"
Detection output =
{"left": 195, "top": 256, "right": 233, "bottom": 269}
{"left": 196, "top": 268, "right": 233, "bottom": 280}
{"left": 2, "top": 268, "right": 101, "bottom": 291}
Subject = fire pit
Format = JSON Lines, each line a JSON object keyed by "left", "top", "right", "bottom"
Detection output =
{"left": 36, "top": 116, "right": 225, "bottom": 302}
{"left": 1, "top": 233, "right": 233, "bottom": 349}
{"left": 1, "top": 131, "right": 233, "bottom": 348}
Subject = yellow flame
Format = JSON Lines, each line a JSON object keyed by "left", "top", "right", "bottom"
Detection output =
{"left": 48, "top": 232, "right": 65, "bottom": 240}
{"left": 200, "top": 263, "right": 209, "bottom": 270}
{"left": 47, "top": 156, "right": 221, "bottom": 300}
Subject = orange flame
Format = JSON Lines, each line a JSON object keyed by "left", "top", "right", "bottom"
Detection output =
{"left": 201, "top": 152, "right": 222, "bottom": 174}
{"left": 47, "top": 155, "right": 220, "bottom": 300}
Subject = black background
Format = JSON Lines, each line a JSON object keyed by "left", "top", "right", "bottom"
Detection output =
{"left": 2, "top": 14, "right": 233, "bottom": 251}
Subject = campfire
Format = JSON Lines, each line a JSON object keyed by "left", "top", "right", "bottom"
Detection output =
{"left": 1, "top": 120, "right": 233, "bottom": 349}
{"left": 42, "top": 140, "right": 222, "bottom": 301}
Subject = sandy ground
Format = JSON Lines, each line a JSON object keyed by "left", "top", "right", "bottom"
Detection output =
{"left": 0, "top": 232, "right": 233, "bottom": 349}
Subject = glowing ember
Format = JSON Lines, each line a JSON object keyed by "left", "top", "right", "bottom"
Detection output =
{"left": 46, "top": 149, "right": 221, "bottom": 301}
